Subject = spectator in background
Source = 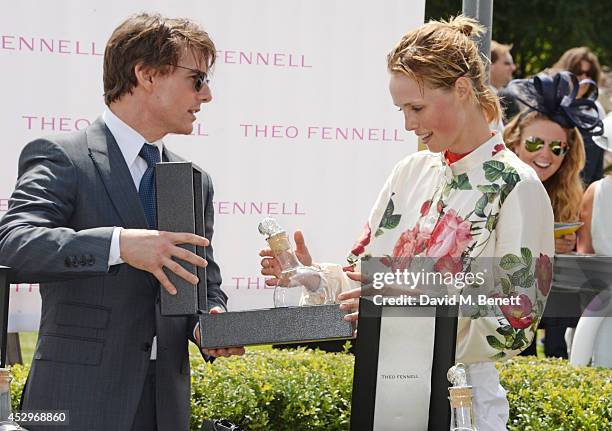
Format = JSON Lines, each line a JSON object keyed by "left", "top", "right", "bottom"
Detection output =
{"left": 504, "top": 71, "right": 603, "bottom": 358}
{"left": 553, "top": 47, "right": 607, "bottom": 185}
{"left": 490, "top": 41, "right": 516, "bottom": 91}
{"left": 578, "top": 114, "right": 612, "bottom": 255}
{"left": 490, "top": 41, "right": 520, "bottom": 125}
{"left": 504, "top": 72, "right": 589, "bottom": 250}
{"left": 553, "top": 47, "right": 604, "bottom": 98}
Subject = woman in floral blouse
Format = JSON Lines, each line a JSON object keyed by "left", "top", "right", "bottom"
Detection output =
{"left": 261, "top": 16, "right": 554, "bottom": 430}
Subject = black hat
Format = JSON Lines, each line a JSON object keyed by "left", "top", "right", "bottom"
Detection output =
{"left": 505, "top": 71, "right": 603, "bottom": 136}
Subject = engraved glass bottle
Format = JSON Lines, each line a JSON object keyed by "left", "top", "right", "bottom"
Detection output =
{"left": 259, "top": 218, "right": 332, "bottom": 307}
{"left": 447, "top": 363, "right": 477, "bottom": 431}
{"left": 0, "top": 369, "right": 27, "bottom": 430}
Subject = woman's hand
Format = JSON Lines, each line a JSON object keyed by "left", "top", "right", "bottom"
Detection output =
{"left": 555, "top": 232, "right": 576, "bottom": 254}
{"left": 259, "top": 230, "right": 312, "bottom": 286}
{"left": 337, "top": 272, "right": 363, "bottom": 322}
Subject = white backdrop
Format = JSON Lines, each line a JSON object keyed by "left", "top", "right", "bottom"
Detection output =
{"left": 0, "top": 0, "right": 424, "bottom": 331}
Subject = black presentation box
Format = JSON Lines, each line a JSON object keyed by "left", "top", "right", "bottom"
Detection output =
{"left": 156, "top": 161, "right": 353, "bottom": 347}
{"left": 198, "top": 304, "right": 353, "bottom": 349}
{"left": 156, "top": 162, "right": 208, "bottom": 315}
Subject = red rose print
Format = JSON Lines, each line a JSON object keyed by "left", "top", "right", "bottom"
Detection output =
{"left": 433, "top": 255, "right": 463, "bottom": 275}
{"left": 426, "top": 209, "right": 472, "bottom": 258}
{"left": 350, "top": 223, "right": 371, "bottom": 257}
{"left": 420, "top": 200, "right": 432, "bottom": 217}
{"left": 499, "top": 294, "right": 534, "bottom": 329}
{"left": 535, "top": 253, "right": 553, "bottom": 296}
{"left": 391, "top": 223, "right": 430, "bottom": 270}
{"left": 492, "top": 143, "right": 505, "bottom": 156}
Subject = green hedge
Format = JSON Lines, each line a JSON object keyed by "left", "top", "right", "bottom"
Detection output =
{"left": 498, "top": 357, "right": 612, "bottom": 430}
{"left": 8, "top": 352, "right": 612, "bottom": 430}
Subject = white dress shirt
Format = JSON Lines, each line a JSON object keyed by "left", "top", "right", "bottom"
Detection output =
{"left": 102, "top": 107, "right": 163, "bottom": 359}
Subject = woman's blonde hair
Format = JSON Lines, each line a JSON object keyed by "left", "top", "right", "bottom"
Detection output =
{"left": 504, "top": 111, "right": 585, "bottom": 222}
{"left": 387, "top": 15, "right": 501, "bottom": 123}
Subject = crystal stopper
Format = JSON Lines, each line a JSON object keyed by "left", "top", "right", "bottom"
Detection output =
{"left": 447, "top": 363, "right": 468, "bottom": 387}
{"left": 258, "top": 217, "right": 285, "bottom": 239}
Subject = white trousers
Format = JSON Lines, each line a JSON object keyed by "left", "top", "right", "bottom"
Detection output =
{"left": 466, "top": 362, "right": 509, "bottom": 431}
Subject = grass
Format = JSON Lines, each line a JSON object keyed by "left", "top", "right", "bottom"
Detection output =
{"left": 18, "top": 332, "right": 37, "bottom": 365}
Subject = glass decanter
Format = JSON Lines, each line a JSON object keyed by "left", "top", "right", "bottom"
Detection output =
{"left": 0, "top": 368, "right": 28, "bottom": 430}
{"left": 447, "top": 363, "right": 477, "bottom": 431}
{"left": 258, "top": 218, "right": 331, "bottom": 307}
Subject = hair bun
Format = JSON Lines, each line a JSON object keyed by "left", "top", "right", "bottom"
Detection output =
{"left": 445, "top": 15, "right": 485, "bottom": 38}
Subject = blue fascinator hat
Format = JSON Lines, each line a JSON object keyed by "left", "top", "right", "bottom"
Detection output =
{"left": 505, "top": 71, "right": 603, "bottom": 137}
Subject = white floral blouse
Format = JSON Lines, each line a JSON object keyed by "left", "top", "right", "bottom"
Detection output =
{"left": 324, "top": 132, "right": 555, "bottom": 364}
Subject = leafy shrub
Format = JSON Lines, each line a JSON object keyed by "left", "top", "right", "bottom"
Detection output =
{"left": 8, "top": 351, "right": 612, "bottom": 430}
{"left": 190, "top": 348, "right": 354, "bottom": 430}
{"left": 498, "top": 356, "right": 612, "bottom": 430}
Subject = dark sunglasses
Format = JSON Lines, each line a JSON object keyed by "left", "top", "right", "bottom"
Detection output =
{"left": 576, "top": 68, "right": 593, "bottom": 78}
{"left": 524, "top": 136, "right": 569, "bottom": 157}
{"left": 172, "top": 64, "right": 210, "bottom": 92}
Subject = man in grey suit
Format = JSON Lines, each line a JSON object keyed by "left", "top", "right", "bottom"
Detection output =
{"left": 0, "top": 13, "right": 244, "bottom": 431}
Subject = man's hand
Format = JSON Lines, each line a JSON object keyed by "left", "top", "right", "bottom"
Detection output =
{"left": 120, "top": 229, "right": 209, "bottom": 295}
{"left": 195, "top": 307, "right": 245, "bottom": 358}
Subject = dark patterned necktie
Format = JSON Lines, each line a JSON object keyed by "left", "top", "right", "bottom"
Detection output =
{"left": 138, "top": 143, "right": 161, "bottom": 229}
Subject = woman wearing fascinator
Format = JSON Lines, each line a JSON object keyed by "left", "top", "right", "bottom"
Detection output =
{"left": 262, "top": 16, "right": 554, "bottom": 430}
{"left": 503, "top": 71, "right": 604, "bottom": 357}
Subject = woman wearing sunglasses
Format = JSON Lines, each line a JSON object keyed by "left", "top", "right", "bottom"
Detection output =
{"left": 503, "top": 71, "right": 603, "bottom": 357}
{"left": 504, "top": 71, "right": 603, "bottom": 253}
{"left": 262, "top": 16, "right": 554, "bottom": 430}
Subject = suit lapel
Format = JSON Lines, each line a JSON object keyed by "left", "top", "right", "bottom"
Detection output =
{"left": 86, "top": 118, "right": 148, "bottom": 229}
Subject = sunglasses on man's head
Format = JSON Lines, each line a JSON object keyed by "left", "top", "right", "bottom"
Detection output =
{"left": 172, "top": 64, "right": 209, "bottom": 92}
{"left": 524, "top": 136, "right": 569, "bottom": 157}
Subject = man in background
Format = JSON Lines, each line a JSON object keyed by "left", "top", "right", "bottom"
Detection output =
{"left": 490, "top": 41, "right": 516, "bottom": 92}
{"left": 490, "top": 41, "right": 520, "bottom": 126}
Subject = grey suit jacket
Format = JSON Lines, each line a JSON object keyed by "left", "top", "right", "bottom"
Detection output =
{"left": 0, "top": 118, "right": 227, "bottom": 431}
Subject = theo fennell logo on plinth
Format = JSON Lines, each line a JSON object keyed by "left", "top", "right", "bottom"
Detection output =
{"left": 380, "top": 372, "right": 419, "bottom": 380}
